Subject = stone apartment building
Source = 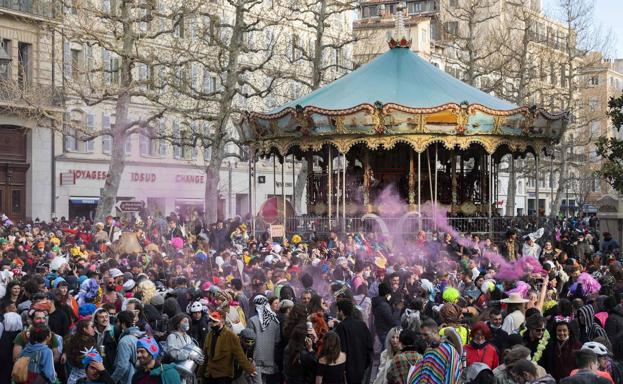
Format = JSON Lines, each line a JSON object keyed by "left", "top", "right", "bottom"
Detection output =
{"left": 0, "top": 0, "right": 353, "bottom": 221}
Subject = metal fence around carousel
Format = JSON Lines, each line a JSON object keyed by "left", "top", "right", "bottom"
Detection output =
{"left": 254, "top": 216, "right": 552, "bottom": 242}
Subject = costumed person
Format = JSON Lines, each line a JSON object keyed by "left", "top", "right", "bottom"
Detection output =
{"left": 249, "top": 295, "right": 282, "bottom": 384}
{"left": 77, "top": 348, "right": 114, "bottom": 384}
{"left": 464, "top": 321, "right": 499, "bottom": 370}
{"left": 133, "top": 336, "right": 182, "bottom": 384}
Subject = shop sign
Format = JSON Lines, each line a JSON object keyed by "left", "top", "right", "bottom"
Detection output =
{"left": 130, "top": 172, "right": 156, "bottom": 182}
{"left": 269, "top": 224, "right": 285, "bottom": 238}
{"left": 175, "top": 174, "right": 205, "bottom": 183}
{"left": 70, "top": 169, "right": 108, "bottom": 180}
{"left": 116, "top": 200, "right": 145, "bottom": 212}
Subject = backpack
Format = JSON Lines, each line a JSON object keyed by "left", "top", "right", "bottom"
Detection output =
{"left": 12, "top": 350, "right": 46, "bottom": 384}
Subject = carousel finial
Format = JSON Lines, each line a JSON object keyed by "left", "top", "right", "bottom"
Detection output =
{"left": 388, "top": 2, "right": 411, "bottom": 49}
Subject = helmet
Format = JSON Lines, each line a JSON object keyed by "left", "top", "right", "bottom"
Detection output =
{"left": 188, "top": 301, "right": 204, "bottom": 313}
{"left": 581, "top": 341, "right": 609, "bottom": 356}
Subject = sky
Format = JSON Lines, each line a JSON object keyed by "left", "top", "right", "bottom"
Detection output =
{"left": 541, "top": 0, "right": 623, "bottom": 58}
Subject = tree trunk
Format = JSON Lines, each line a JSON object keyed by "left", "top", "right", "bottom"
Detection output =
{"left": 204, "top": 161, "right": 221, "bottom": 224}
{"left": 505, "top": 156, "right": 516, "bottom": 216}
{"left": 95, "top": 91, "right": 130, "bottom": 221}
{"left": 550, "top": 146, "right": 568, "bottom": 218}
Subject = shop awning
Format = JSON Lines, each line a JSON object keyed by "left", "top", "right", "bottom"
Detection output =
{"left": 69, "top": 197, "right": 99, "bottom": 205}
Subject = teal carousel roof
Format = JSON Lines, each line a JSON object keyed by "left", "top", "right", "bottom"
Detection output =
{"left": 241, "top": 37, "right": 567, "bottom": 156}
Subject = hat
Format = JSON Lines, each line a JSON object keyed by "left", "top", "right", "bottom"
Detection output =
{"left": 81, "top": 347, "right": 103, "bottom": 367}
{"left": 336, "top": 257, "right": 347, "bottom": 266}
{"left": 442, "top": 287, "right": 461, "bottom": 304}
{"left": 501, "top": 293, "right": 529, "bottom": 304}
{"left": 136, "top": 337, "right": 160, "bottom": 360}
{"left": 150, "top": 294, "right": 165, "bottom": 307}
{"left": 279, "top": 299, "right": 294, "bottom": 311}
{"left": 189, "top": 301, "right": 204, "bottom": 313}
{"left": 123, "top": 279, "right": 136, "bottom": 291}
{"left": 52, "top": 277, "right": 68, "bottom": 289}
{"left": 109, "top": 268, "right": 124, "bottom": 279}
{"left": 374, "top": 254, "right": 387, "bottom": 269}
{"left": 79, "top": 303, "right": 97, "bottom": 319}
{"left": 464, "top": 362, "right": 493, "bottom": 383}
{"left": 208, "top": 311, "right": 222, "bottom": 322}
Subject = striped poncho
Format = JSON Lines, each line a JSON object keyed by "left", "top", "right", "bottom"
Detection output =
{"left": 407, "top": 341, "right": 461, "bottom": 384}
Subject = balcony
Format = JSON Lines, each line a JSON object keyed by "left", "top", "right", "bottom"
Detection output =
{"left": 0, "top": 79, "right": 64, "bottom": 109}
{"left": 0, "top": 0, "right": 55, "bottom": 19}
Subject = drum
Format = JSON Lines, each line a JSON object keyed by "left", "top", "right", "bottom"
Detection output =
{"left": 175, "top": 344, "right": 205, "bottom": 376}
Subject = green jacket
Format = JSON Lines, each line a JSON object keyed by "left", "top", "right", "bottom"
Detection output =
{"left": 132, "top": 363, "right": 181, "bottom": 384}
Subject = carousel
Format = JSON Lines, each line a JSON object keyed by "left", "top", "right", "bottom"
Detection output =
{"left": 241, "top": 11, "right": 567, "bottom": 238}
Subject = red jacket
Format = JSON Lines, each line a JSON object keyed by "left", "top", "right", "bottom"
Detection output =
{"left": 465, "top": 342, "right": 499, "bottom": 369}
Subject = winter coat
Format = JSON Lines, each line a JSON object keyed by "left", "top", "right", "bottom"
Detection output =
{"left": 560, "top": 369, "right": 612, "bottom": 384}
{"left": 464, "top": 342, "right": 499, "bottom": 370}
{"left": 20, "top": 342, "right": 57, "bottom": 383}
{"left": 578, "top": 304, "right": 609, "bottom": 343}
{"left": 189, "top": 315, "right": 210, "bottom": 347}
{"left": 111, "top": 326, "right": 145, "bottom": 384}
{"left": 131, "top": 363, "right": 182, "bottom": 384}
{"left": 165, "top": 331, "right": 194, "bottom": 362}
{"left": 605, "top": 304, "right": 623, "bottom": 342}
{"left": 334, "top": 316, "right": 374, "bottom": 384}
{"left": 94, "top": 324, "right": 117, "bottom": 371}
{"left": 542, "top": 338, "right": 581, "bottom": 382}
{"left": 198, "top": 326, "right": 255, "bottom": 379}
{"left": 372, "top": 296, "right": 399, "bottom": 342}
{"left": 248, "top": 315, "right": 281, "bottom": 374}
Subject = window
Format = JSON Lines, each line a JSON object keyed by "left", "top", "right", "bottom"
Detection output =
{"left": 71, "top": 48, "right": 82, "bottom": 79}
{"left": 86, "top": 113, "right": 95, "bottom": 152}
{"left": 11, "top": 190, "right": 21, "bottom": 214}
{"left": 203, "top": 69, "right": 216, "bottom": 93}
{"left": 550, "top": 62, "right": 556, "bottom": 86}
{"left": 449, "top": 0, "right": 459, "bottom": 6}
{"left": 102, "top": 0, "right": 110, "bottom": 13}
{"left": 203, "top": 123, "right": 212, "bottom": 161}
{"left": 589, "top": 97, "right": 599, "bottom": 112}
{"left": 125, "top": 134, "right": 132, "bottom": 155}
{"left": 560, "top": 63, "right": 566, "bottom": 87}
{"left": 174, "top": 14, "right": 185, "bottom": 38}
{"left": 591, "top": 121, "right": 601, "bottom": 137}
{"left": 445, "top": 21, "right": 458, "bottom": 36}
{"left": 102, "top": 114, "right": 112, "bottom": 154}
{"left": 0, "top": 39, "right": 12, "bottom": 81}
{"left": 102, "top": 48, "right": 120, "bottom": 85}
{"left": 589, "top": 75, "right": 599, "bottom": 86}
{"left": 158, "top": 119, "right": 167, "bottom": 157}
{"left": 64, "top": 113, "right": 77, "bottom": 152}
{"left": 17, "top": 42, "right": 32, "bottom": 87}
{"left": 139, "top": 134, "right": 150, "bottom": 156}
{"left": 173, "top": 120, "right": 181, "bottom": 159}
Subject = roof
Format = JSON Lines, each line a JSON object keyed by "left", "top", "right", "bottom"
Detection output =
{"left": 273, "top": 47, "right": 517, "bottom": 113}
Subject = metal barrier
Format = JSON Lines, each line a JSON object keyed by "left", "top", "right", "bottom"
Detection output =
{"left": 253, "top": 215, "right": 551, "bottom": 242}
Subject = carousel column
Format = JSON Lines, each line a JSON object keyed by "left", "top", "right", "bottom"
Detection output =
{"left": 342, "top": 152, "right": 346, "bottom": 232}
{"left": 292, "top": 155, "right": 296, "bottom": 214}
{"left": 336, "top": 151, "right": 340, "bottom": 228}
{"left": 273, "top": 154, "right": 277, "bottom": 197}
{"left": 417, "top": 151, "right": 421, "bottom": 212}
{"left": 434, "top": 144, "right": 438, "bottom": 229}
{"left": 363, "top": 148, "right": 371, "bottom": 211}
{"left": 282, "top": 155, "right": 286, "bottom": 228}
{"left": 408, "top": 150, "right": 415, "bottom": 207}
{"left": 251, "top": 149, "right": 257, "bottom": 235}
{"left": 488, "top": 154, "right": 493, "bottom": 236}
{"left": 451, "top": 150, "right": 457, "bottom": 211}
{"left": 306, "top": 152, "right": 313, "bottom": 215}
{"left": 328, "top": 147, "right": 333, "bottom": 230}
{"left": 535, "top": 153, "right": 540, "bottom": 223}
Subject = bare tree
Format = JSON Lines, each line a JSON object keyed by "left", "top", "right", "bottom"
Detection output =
{"left": 282, "top": 0, "right": 359, "bottom": 213}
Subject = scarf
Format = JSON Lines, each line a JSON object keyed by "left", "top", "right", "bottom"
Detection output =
{"left": 253, "top": 295, "right": 278, "bottom": 331}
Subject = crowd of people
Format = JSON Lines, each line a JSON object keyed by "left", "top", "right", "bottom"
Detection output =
{"left": 0, "top": 211, "right": 622, "bottom": 384}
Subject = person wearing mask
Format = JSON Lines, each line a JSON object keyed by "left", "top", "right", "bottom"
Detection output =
{"left": 64, "top": 319, "right": 97, "bottom": 384}
{"left": 542, "top": 317, "right": 581, "bottom": 381}
{"left": 464, "top": 321, "right": 499, "bottom": 370}
{"left": 93, "top": 308, "right": 117, "bottom": 371}
{"left": 334, "top": 300, "right": 373, "bottom": 384}
{"left": 560, "top": 349, "right": 612, "bottom": 384}
{"left": 15, "top": 324, "right": 57, "bottom": 384}
{"left": 166, "top": 313, "right": 203, "bottom": 367}
{"left": 111, "top": 310, "right": 145, "bottom": 384}
{"left": 248, "top": 295, "right": 281, "bottom": 384}
{"left": 132, "top": 336, "right": 181, "bottom": 384}
{"left": 485, "top": 309, "right": 508, "bottom": 358}
{"left": 198, "top": 311, "right": 256, "bottom": 384}
{"left": 188, "top": 301, "right": 210, "bottom": 347}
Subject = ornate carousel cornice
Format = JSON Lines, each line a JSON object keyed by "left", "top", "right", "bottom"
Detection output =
{"left": 252, "top": 133, "right": 550, "bottom": 157}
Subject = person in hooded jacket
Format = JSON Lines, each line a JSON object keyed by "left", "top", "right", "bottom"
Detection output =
{"left": 605, "top": 300, "right": 623, "bottom": 343}
{"left": 111, "top": 310, "right": 145, "bottom": 384}
{"left": 18, "top": 324, "right": 57, "bottom": 384}
{"left": 578, "top": 304, "right": 609, "bottom": 343}
{"left": 372, "top": 283, "right": 400, "bottom": 345}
